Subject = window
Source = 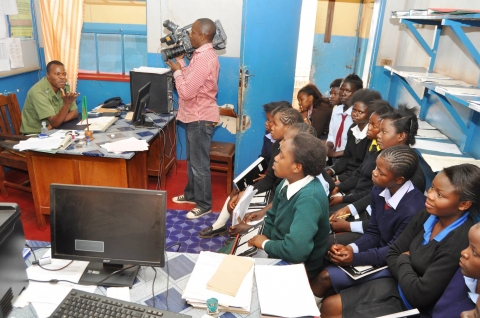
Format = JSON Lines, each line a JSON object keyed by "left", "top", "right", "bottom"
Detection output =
{"left": 78, "top": 23, "right": 147, "bottom": 82}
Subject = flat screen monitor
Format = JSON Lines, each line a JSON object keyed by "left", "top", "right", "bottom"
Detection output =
{"left": 50, "top": 184, "right": 166, "bottom": 287}
{"left": 132, "top": 81, "right": 153, "bottom": 127}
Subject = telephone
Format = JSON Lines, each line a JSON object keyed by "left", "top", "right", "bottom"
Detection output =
{"left": 101, "top": 97, "right": 122, "bottom": 108}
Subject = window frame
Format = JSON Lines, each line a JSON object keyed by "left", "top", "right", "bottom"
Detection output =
{"left": 78, "top": 23, "right": 147, "bottom": 82}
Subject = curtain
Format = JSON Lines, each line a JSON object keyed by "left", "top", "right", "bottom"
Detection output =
{"left": 40, "top": 0, "right": 84, "bottom": 92}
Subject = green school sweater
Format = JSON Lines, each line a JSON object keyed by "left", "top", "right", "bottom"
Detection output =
{"left": 263, "top": 177, "right": 329, "bottom": 279}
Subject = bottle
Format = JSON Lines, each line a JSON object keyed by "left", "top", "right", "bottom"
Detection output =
{"left": 86, "top": 136, "right": 91, "bottom": 146}
{"left": 39, "top": 121, "right": 48, "bottom": 138}
{"left": 206, "top": 298, "right": 219, "bottom": 317}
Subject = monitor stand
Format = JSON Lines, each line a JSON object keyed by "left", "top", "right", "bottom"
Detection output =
{"left": 78, "top": 262, "right": 140, "bottom": 288}
{"left": 133, "top": 114, "right": 154, "bottom": 128}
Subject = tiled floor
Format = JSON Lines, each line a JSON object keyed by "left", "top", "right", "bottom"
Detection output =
{"left": 166, "top": 209, "right": 231, "bottom": 254}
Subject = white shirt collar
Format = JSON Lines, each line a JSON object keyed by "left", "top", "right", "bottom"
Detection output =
{"left": 265, "top": 133, "right": 274, "bottom": 143}
{"left": 332, "top": 104, "right": 352, "bottom": 116}
{"left": 379, "top": 180, "right": 414, "bottom": 210}
{"left": 280, "top": 175, "right": 314, "bottom": 200}
{"left": 351, "top": 124, "right": 368, "bottom": 141}
{"left": 464, "top": 276, "right": 479, "bottom": 304}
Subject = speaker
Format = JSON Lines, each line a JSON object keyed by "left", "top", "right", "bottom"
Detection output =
{"left": 130, "top": 70, "right": 174, "bottom": 114}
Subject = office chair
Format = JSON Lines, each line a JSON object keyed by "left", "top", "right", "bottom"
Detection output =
{"left": 0, "top": 94, "right": 30, "bottom": 197}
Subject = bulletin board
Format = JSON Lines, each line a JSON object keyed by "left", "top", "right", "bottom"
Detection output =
{"left": 0, "top": 0, "right": 40, "bottom": 78}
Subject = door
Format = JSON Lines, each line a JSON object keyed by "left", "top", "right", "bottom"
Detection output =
{"left": 236, "top": 0, "right": 303, "bottom": 174}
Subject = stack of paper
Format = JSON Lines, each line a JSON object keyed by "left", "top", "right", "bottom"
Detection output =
{"left": 434, "top": 86, "right": 480, "bottom": 96}
{"left": 182, "top": 251, "right": 254, "bottom": 313}
{"left": 100, "top": 137, "right": 149, "bottom": 153}
{"left": 13, "top": 137, "right": 64, "bottom": 151}
{"left": 78, "top": 116, "right": 118, "bottom": 132}
{"left": 468, "top": 101, "right": 480, "bottom": 113}
{"left": 255, "top": 264, "right": 320, "bottom": 317}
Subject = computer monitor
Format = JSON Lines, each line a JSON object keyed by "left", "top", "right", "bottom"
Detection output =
{"left": 132, "top": 81, "right": 153, "bottom": 127}
{"left": 50, "top": 184, "right": 166, "bottom": 287}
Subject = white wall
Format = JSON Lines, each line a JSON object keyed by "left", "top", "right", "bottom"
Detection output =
{"left": 147, "top": 0, "right": 243, "bottom": 58}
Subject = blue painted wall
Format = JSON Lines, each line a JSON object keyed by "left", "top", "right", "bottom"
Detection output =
{"left": 0, "top": 71, "right": 41, "bottom": 109}
{"left": 148, "top": 53, "right": 239, "bottom": 159}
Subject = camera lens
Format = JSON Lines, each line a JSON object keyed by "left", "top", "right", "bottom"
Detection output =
{"left": 162, "top": 20, "right": 178, "bottom": 32}
{"left": 161, "top": 46, "right": 186, "bottom": 62}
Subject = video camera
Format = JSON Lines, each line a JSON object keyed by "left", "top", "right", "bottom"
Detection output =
{"left": 160, "top": 19, "right": 227, "bottom": 62}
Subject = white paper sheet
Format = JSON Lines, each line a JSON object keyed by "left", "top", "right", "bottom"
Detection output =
{"left": 100, "top": 137, "right": 149, "bottom": 153}
{"left": 13, "top": 137, "right": 64, "bottom": 151}
{"left": 255, "top": 264, "right": 320, "bottom": 317}
{"left": 0, "top": 38, "right": 10, "bottom": 71}
{"left": 133, "top": 66, "right": 171, "bottom": 74}
{"left": 26, "top": 250, "right": 90, "bottom": 283}
{"left": 107, "top": 287, "right": 131, "bottom": 302}
{"left": 412, "top": 139, "right": 462, "bottom": 155}
{"left": 7, "top": 37, "right": 23, "bottom": 68}
{"left": 182, "top": 251, "right": 254, "bottom": 311}
{"left": 0, "top": 7, "right": 7, "bottom": 39}
{"left": 232, "top": 186, "right": 257, "bottom": 226}
{"left": 2, "top": 0, "right": 18, "bottom": 15}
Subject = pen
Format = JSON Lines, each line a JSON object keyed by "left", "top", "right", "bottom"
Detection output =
{"left": 336, "top": 213, "right": 351, "bottom": 220}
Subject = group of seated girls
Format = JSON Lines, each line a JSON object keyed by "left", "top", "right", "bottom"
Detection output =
{"left": 197, "top": 73, "right": 480, "bottom": 317}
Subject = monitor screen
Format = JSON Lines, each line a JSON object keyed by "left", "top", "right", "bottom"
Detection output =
{"left": 50, "top": 184, "right": 166, "bottom": 287}
{"left": 132, "top": 81, "right": 153, "bottom": 127}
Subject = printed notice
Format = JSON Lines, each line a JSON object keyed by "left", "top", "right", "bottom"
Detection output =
{"left": 7, "top": 37, "right": 23, "bottom": 68}
{"left": 0, "top": 39, "right": 10, "bottom": 71}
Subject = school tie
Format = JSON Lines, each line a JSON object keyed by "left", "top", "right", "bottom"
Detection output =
{"left": 369, "top": 139, "right": 381, "bottom": 152}
{"left": 280, "top": 185, "right": 288, "bottom": 198}
{"left": 334, "top": 114, "right": 348, "bottom": 150}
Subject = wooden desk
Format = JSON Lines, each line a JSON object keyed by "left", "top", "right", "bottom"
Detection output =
{"left": 26, "top": 115, "right": 176, "bottom": 227}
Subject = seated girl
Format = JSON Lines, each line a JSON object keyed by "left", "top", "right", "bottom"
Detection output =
{"left": 310, "top": 145, "right": 426, "bottom": 298}
{"left": 326, "top": 89, "right": 382, "bottom": 182}
{"left": 248, "top": 133, "right": 330, "bottom": 280}
{"left": 297, "top": 83, "right": 332, "bottom": 140}
{"left": 321, "top": 164, "right": 480, "bottom": 318}
{"left": 329, "top": 104, "right": 426, "bottom": 214}
{"left": 198, "top": 106, "right": 302, "bottom": 238}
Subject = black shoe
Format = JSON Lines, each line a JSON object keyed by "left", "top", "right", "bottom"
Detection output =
{"left": 199, "top": 225, "right": 228, "bottom": 238}
{"left": 223, "top": 237, "right": 235, "bottom": 246}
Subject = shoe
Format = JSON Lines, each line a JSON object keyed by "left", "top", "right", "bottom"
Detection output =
{"left": 186, "top": 207, "right": 212, "bottom": 219}
{"left": 199, "top": 225, "right": 228, "bottom": 238}
{"left": 223, "top": 237, "right": 235, "bottom": 246}
{"left": 172, "top": 195, "right": 195, "bottom": 204}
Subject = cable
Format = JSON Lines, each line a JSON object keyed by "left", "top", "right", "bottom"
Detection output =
{"left": 95, "top": 265, "right": 138, "bottom": 286}
{"left": 165, "top": 251, "right": 169, "bottom": 311}
{"left": 151, "top": 266, "right": 157, "bottom": 308}
{"left": 29, "top": 278, "right": 79, "bottom": 284}
{"left": 166, "top": 242, "right": 181, "bottom": 252}
{"left": 25, "top": 244, "right": 74, "bottom": 271}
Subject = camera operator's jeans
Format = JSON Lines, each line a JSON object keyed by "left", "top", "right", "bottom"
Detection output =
{"left": 184, "top": 120, "right": 215, "bottom": 211}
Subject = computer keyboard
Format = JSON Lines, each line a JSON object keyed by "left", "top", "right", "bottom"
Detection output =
{"left": 100, "top": 111, "right": 122, "bottom": 117}
{"left": 50, "top": 289, "right": 191, "bottom": 318}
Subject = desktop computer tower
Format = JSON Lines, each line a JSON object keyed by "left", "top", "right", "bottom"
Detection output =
{"left": 130, "top": 70, "right": 174, "bottom": 114}
{"left": 0, "top": 203, "right": 28, "bottom": 318}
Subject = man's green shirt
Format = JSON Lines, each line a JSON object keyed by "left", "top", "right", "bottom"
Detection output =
{"left": 20, "top": 77, "right": 77, "bottom": 134}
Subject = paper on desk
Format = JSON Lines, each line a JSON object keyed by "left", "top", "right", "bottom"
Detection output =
{"left": 421, "top": 154, "right": 480, "bottom": 172}
{"left": 107, "top": 287, "right": 130, "bottom": 302}
{"left": 78, "top": 117, "right": 116, "bottom": 124}
{"left": 206, "top": 255, "right": 254, "bottom": 297}
{"left": 255, "top": 264, "right": 320, "bottom": 317}
{"left": 100, "top": 137, "right": 149, "bottom": 153}
{"left": 232, "top": 186, "right": 257, "bottom": 226}
{"left": 182, "top": 251, "right": 254, "bottom": 311}
{"left": 416, "top": 129, "right": 448, "bottom": 139}
{"left": 412, "top": 139, "right": 462, "bottom": 155}
{"left": 13, "top": 137, "right": 64, "bottom": 151}
{"left": 27, "top": 250, "right": 90, "bottom": 283}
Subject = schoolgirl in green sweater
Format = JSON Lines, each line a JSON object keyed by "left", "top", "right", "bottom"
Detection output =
{"left": 248, "top": 132, "right": 330, "bottom": 280}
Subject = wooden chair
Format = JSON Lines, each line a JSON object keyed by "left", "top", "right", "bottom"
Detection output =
{"left": 0, "top": 94, "right": 30, "bottom": 197}
{"left": 210, "top": 108, "right": 236, "bottom": 195}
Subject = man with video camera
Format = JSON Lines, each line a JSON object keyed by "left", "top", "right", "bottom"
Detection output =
{"left": 166, "top": 18, "right": 220, "bottom": 219}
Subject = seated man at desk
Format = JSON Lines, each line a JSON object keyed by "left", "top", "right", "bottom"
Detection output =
{"left": 20, "top": 60, "right": 79, "bottom": 134}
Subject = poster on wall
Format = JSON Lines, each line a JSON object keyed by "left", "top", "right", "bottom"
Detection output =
{"left": 8, "top": 0, "right": 33, "bottom": 38}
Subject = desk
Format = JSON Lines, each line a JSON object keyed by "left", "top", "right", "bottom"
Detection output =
{"left": 26, "top": 113, "right": 176, "bottom": 227}
{"left": 11, "top": 241, "right": 285, "bottom": 318}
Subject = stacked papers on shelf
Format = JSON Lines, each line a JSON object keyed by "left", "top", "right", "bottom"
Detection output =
{"left": 468, "top": 101, "right": 480, "bottom": 112}
{"left": 182, "top": 251, "right": 254, "bottom": 313}
{"left": 100, "top": 137, "right": 149, "bottom": 153}
{"left": 434, "top": 86, "right": 480, "bottom": 96}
